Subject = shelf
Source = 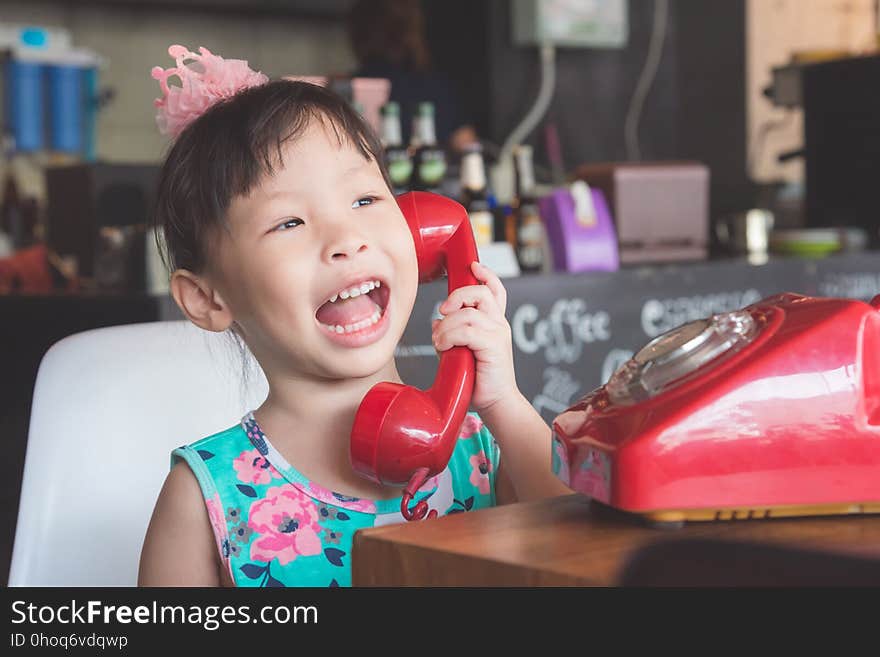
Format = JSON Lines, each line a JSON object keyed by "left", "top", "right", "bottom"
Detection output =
{"left": 61, "top": 0, "right": 354, "bottom": 20}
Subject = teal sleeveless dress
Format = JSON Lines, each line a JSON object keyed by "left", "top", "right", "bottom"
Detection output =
{"left": 171, "top": 411, "right": 500, "bottom": 587}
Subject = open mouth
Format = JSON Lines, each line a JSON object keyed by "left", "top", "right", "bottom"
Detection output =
{"left": 315, "top": 278, "right": 390, "bottom": 335}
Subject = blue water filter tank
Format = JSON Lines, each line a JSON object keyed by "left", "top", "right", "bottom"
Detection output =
{"left": 48, "top": 63, "right": 84, "bottom": 154}
{"left": 82, "top": 66, "right": 98, "bottom": 161}
{"left": 4, "top": 58, "right": 45, "bottom": 151}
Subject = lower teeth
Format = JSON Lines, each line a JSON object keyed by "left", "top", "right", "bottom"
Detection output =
{"left": 322, "top": 310, "right": 382, "bottom": 335}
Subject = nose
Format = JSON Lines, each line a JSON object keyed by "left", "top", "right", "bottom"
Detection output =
{"left": 330, "top": 240, "right": 368, "bottom": 260}
{"left": 322, "top": 219, "right": 370, "bottom": 262}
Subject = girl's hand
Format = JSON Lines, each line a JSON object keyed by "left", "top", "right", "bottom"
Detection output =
{"left": 432, "top": 261, "right": 518, "bottom": 414}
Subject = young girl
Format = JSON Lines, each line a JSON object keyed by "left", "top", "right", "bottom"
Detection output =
{"left": 138, "top": 46, "right": 570, "bottom": 588}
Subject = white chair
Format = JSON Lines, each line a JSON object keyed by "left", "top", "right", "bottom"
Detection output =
{"left": 8, "top": 321, "right": 268, "bottom": 586}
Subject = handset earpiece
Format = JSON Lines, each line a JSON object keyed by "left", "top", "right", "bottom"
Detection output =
{"left": 349, "top": 191, "right": 479, "bottom": 520}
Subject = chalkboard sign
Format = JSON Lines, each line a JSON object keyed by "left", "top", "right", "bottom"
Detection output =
{"left": 395, "top": 252, "right": 880, "bottom": 425}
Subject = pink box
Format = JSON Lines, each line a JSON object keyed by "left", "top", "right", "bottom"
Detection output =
{"left": 572, "top": 162, "right": 710, "bottom": 264}
{"left": 283, "top": 75, "right": 390, "bottom": 137}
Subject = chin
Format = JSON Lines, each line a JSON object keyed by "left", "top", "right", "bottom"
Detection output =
{"left": 325, "top": 347, "right": 398, "bottom": 381}
{"left": 323, "top": 318, "right": 404, "bottom": 375}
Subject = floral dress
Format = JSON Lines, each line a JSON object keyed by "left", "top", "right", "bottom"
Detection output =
{"left": 171, "top": 411, "right": 500, "bottom": 587}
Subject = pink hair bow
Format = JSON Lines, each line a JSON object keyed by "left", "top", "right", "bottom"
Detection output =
{"left": 151, "top": 45, "right": 269, "bottom": 138}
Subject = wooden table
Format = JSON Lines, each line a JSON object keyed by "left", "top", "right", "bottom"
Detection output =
{"left": 351, "top": 494, "right": 880, "bottom": 586}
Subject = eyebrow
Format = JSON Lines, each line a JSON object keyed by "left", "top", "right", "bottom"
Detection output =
{"left": 263, "top": 189, "right": 297, "bottom": 203}
{"left": 343, "top": 159, "right": 372, "bottom": 177}
{"left": 260, "top": 160, "right": 372, "bottom": 202}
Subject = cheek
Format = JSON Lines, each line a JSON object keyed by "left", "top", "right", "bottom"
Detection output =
{"left": 232, "top": 257, "right": 314, "bottom": 322}
{"left": 392, "top": 227, "right": 420, "bottom": 302}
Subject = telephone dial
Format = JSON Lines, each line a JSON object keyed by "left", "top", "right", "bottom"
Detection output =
{"left": 349, "top": 191, "right": 478, "bottom": 521}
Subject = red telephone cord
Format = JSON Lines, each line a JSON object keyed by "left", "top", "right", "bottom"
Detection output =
{"left": 400, "top": 467, "right": 438, "bottom": 521}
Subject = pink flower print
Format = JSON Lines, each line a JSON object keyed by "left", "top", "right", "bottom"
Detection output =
{"left": 458, "top": 414, "right": 483, "bottom": 440}
{"left": 335, "top": 495, "right": 378, "bottom": 514}
{"left": 233, "top": 448, "right": 280, "bottom": 485}
{"left": 204, "top": 494, "right": 230, "bottom": 559}
{"left": 308, "top": 481, "right": 377, "bottom": 514}
{"left": 469, "top": 450, "right": 493, "bottom": 494}
{"left": 248, "top": 484, "right": 322, "bottom": 566}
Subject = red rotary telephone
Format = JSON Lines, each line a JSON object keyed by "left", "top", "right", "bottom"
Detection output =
{"left": 350, "top": 191, "right": 478, "bottom": 521}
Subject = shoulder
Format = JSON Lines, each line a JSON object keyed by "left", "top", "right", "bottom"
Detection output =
{"left": 139, "top": 422, "right": 250, "bottom": 586}
{"left": 138, "top": 460, "right": 221, "bottom": 585}
{"left": 185, "top": 423, "right": 250, "bottom": 457}
{"left": 171, "top": 422, "right": 256, "bottom": 485}
{"left": 157, "top": 460, "right": 208, "bottom": 525}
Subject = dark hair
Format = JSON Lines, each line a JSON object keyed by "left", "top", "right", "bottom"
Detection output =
{"left": 347, "top": 0, "right": 430, "bottom": 73}
{"left": 153, "top": 79, "right": 391, "bottom": 273}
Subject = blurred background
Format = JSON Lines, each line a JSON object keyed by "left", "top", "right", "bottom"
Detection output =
{"left": 1, "top": 0, "right": 878, "bottom": 288}
{"left": 1, "top": 0, "right": 879, "bottom": 583}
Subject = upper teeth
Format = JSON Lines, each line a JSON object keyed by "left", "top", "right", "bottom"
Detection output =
{"left": 328, "top": 280, "right": 381, "bottom": 304}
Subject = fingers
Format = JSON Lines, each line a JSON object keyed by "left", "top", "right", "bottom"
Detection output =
{"left": 432, "top": 307, "right": 508, "bottom": 352}
{"left": 439, "top": 262, "right": 508, "bottom": 317}
{"left": 471, "top": 261, "right": 507, "bottom": 315}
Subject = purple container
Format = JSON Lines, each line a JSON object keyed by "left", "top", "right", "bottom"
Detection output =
{"left": 539, "top": 187, "right": 619, "bottom": 273}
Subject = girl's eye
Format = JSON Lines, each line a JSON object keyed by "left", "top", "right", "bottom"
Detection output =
{"left": 352, "top": 196, "right": 378, "bottom": 209}
{"left": 274, "top": 217, "right": 303, "bottom": 232}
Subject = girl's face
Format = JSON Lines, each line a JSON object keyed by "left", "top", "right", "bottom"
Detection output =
{"left": 211, "top": 120, "right": 419, "bottom": 381}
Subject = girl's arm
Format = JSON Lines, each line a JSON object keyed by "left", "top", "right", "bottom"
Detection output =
{"left": 482, "top": 391, "right": 572, "bottom": 504}
{"left": 432, "top": 261, "right": 572, "bottom": 506}
{"left": 138, "top": 463, "right": 223, "bottom": 586}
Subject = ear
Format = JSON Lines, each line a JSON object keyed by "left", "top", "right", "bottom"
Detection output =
{"left": 170, "top": 269, "right": 233, "bottom": 332}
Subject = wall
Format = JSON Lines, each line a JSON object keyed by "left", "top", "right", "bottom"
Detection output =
{"left": 746, "top": 0, "right": 877, "bottom": 184}
{"left": 2, "top": 0, "right": 357, "bottom": 201}
{"left": 8, "top": 2, "right": 878, "bottom": 215}
{"left": 482, "top": 0, "right": 750, "bottom": 220}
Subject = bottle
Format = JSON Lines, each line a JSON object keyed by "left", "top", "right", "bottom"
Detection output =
{"left": 497, "top": 202, "right": 518, "bottom": 253}
{"left": 513, "top": 145, "right": 545, "bottom": 273}
{"left": 488, "top": 193, "right": 516, "bottom": 249}
{"left": 380, "top": 102, "right": 413, "bottom": 196}
{"left": 410, "top": 102, "right": 447, "bottom": 193}
{"left": 459, "top": 143, "right": 493, "bottom": 248}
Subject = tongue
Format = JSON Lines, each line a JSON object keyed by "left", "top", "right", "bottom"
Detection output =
{"left": 316, "top": 295, "right": 379, "bottom": 327}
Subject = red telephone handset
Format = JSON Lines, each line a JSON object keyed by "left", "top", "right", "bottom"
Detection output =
{"left": 350, "top": 191, "right": 479, "bottom": 520}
